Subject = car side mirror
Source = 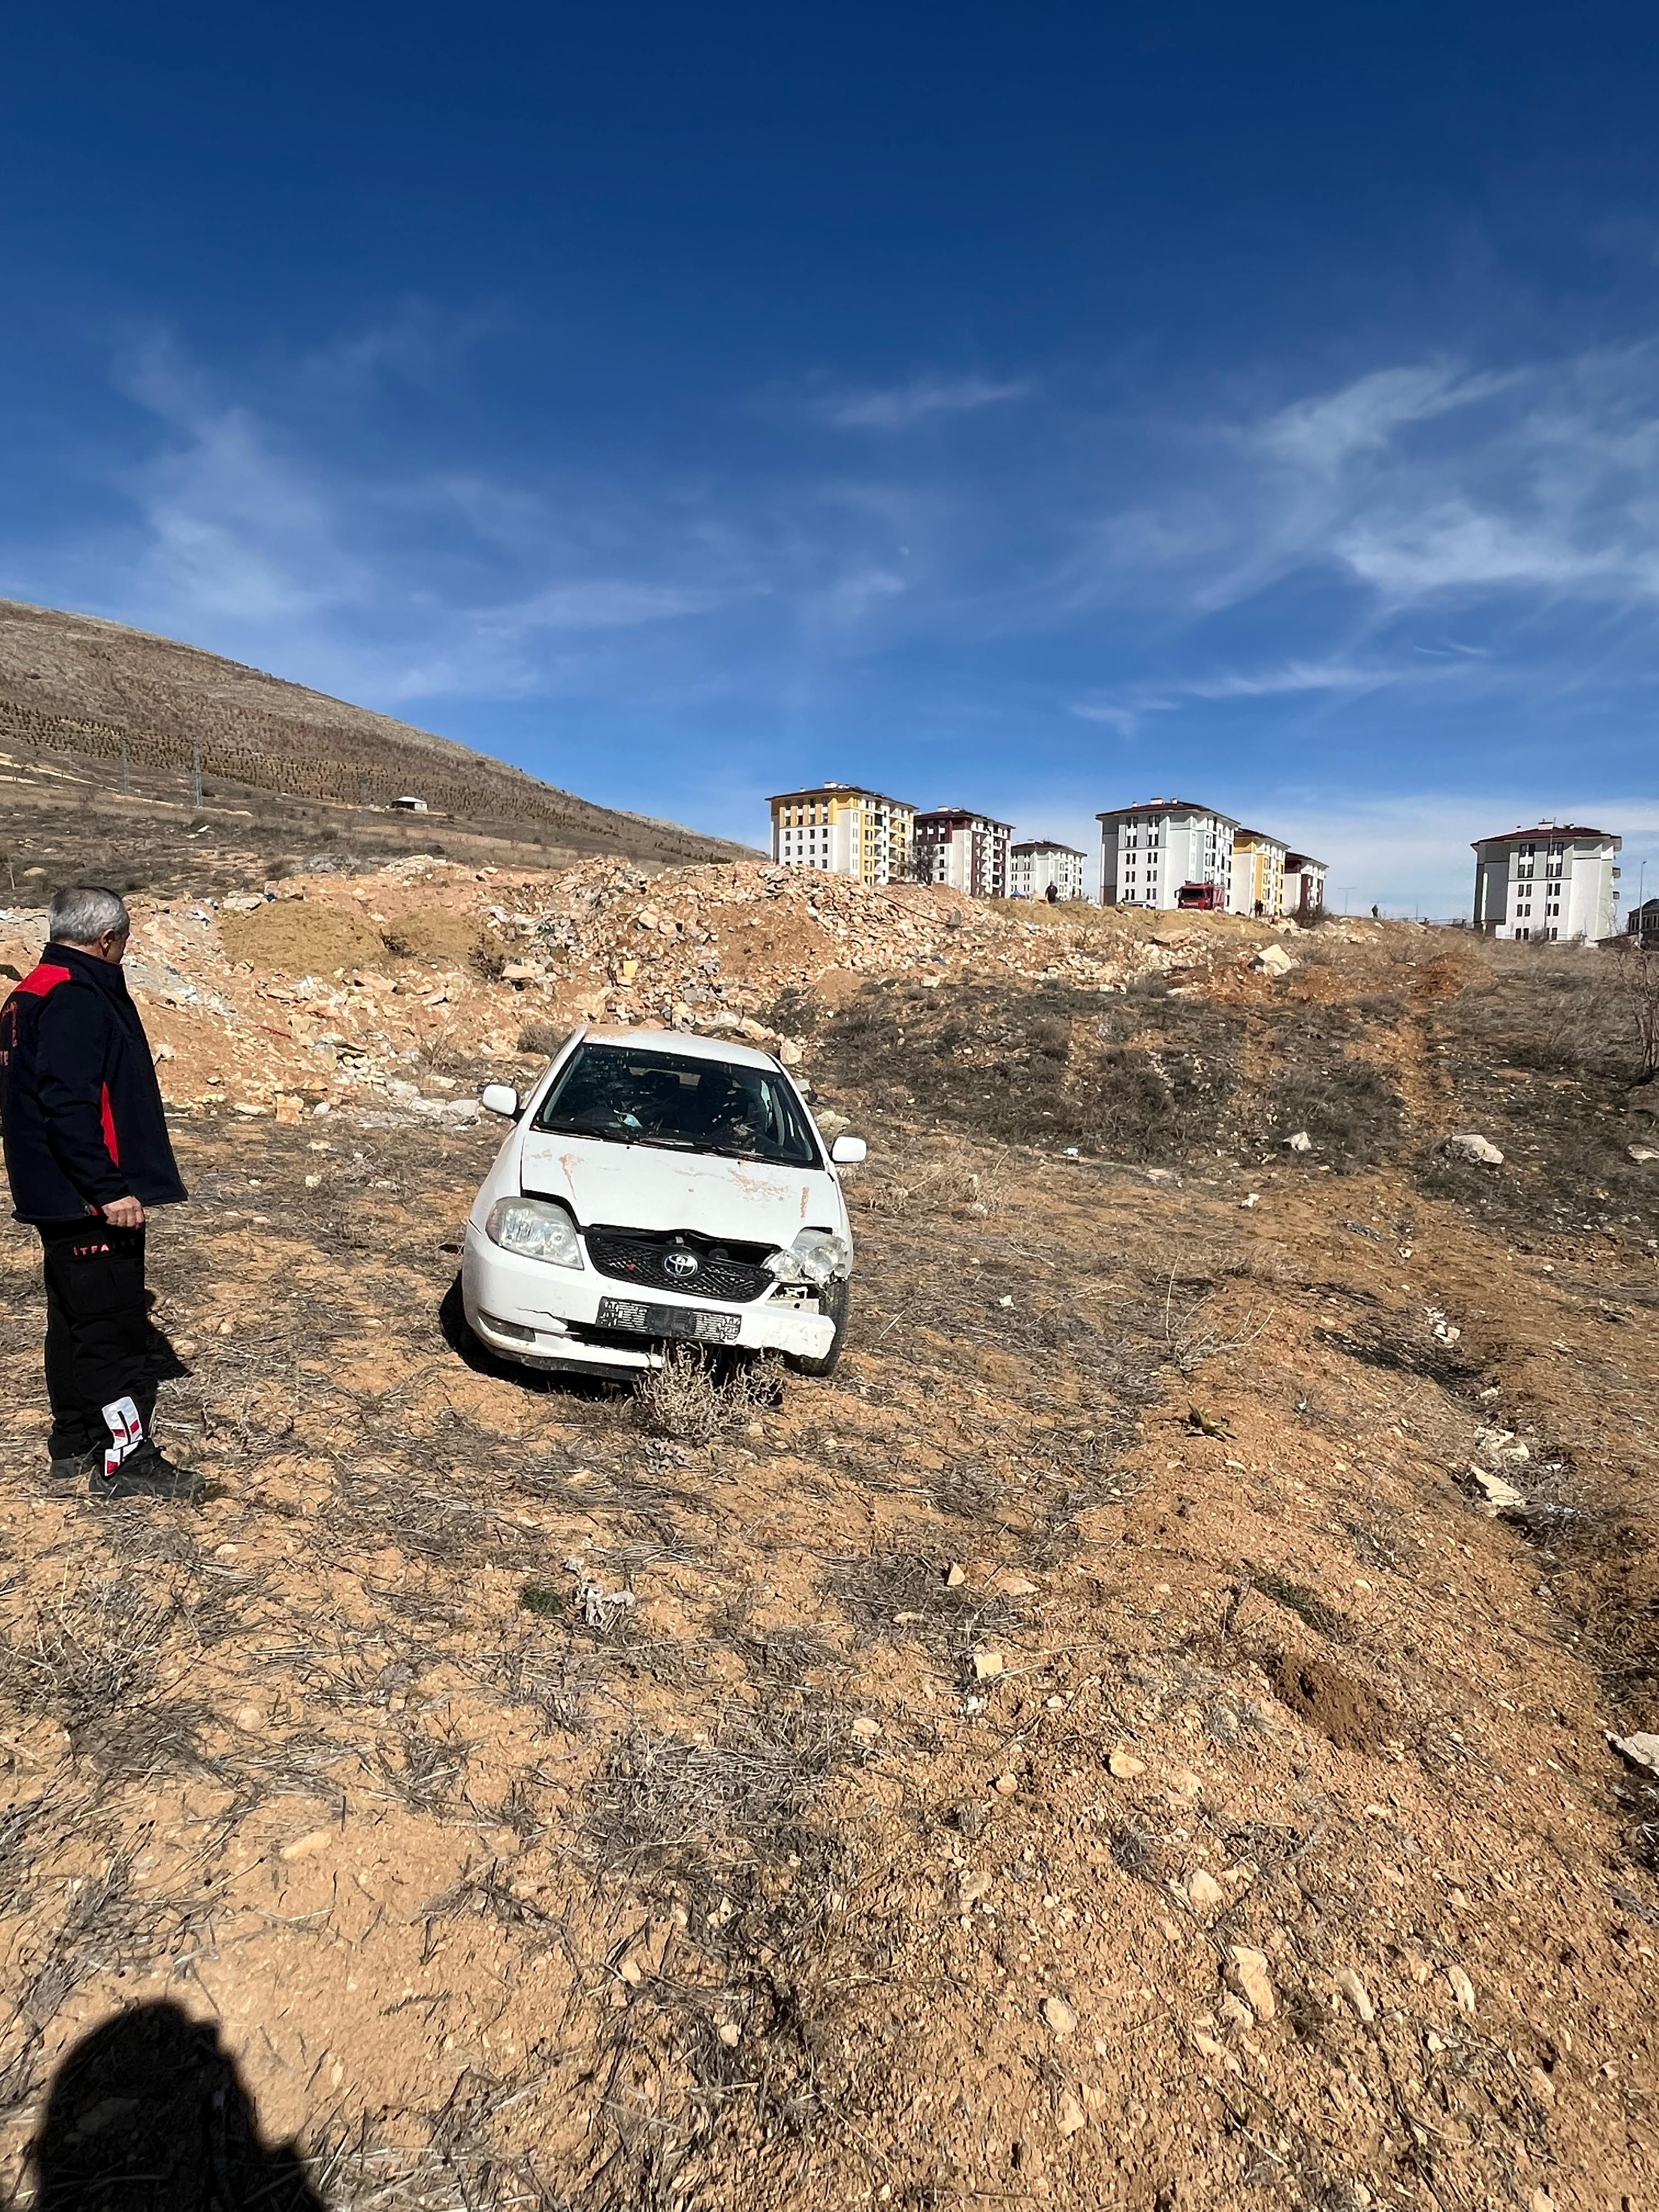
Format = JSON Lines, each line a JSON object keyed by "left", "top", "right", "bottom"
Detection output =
{"left": 830, "top": 1135, "right": 867, "bottom": 1165}
{"left": 480, "top": 1084, "right": 521, "bottom": 1119}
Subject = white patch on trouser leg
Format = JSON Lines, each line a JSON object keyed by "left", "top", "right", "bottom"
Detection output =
{"left": 101, "top": 1395, "right": 143, "bottom": 1479}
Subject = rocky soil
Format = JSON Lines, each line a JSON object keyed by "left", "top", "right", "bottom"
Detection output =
{"left": 1, "top": 853, "right": 1656, "bottom": 2211}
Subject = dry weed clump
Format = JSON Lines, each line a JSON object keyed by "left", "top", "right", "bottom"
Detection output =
{"left": 1159, "top": 1273, "right": 1271, "bottom": 1374}
{"left": 857, "top": 1148, "right": 1009, "bottom": 1219}
{"left": 630, "top": 1347, "right": 778, "bottom": 1444}
{"left": 0, "top": 1575, "right": 176, "bottom": 1735}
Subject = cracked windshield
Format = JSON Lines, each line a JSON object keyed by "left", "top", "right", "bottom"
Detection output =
{"left": 533, "top": 1042, "right": 820, "bottom": 1166}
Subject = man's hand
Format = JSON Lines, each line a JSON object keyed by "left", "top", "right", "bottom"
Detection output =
{"left": 101, "top": 1195, "right": 145, "bottom": 1230}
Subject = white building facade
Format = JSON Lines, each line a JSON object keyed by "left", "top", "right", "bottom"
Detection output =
{"left": 1098, "top": 800, "right": 1237, "bottom": 910}
{"left": 1009, "top": 839, "right": 1088, "bottom": 900}
{"left": 1472, "top": 825, "right": 1621, "bottom": 942}
{"left": 913, "top": 808, "right": 1012, "bottom": 898}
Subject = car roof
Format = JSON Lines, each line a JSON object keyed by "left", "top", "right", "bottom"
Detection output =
{"left": 579, "top": 1025, "right": 781, "bottom": 1071}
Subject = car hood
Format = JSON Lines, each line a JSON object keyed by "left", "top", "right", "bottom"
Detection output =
{"left": 518, "top": 1130, "right": 830, "bottom": 1246}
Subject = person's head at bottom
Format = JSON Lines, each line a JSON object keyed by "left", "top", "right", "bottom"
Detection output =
{"left": 30, "top": 2000, "right": 324, "bottom": 2211}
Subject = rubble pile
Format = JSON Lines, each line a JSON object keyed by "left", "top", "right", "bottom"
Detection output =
{"left": 0, "top": 854, "right": 1317, "bottom": 1124}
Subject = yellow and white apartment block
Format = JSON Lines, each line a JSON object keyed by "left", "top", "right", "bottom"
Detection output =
{"left": 1229, "top": 828, "right": 1288, "bottom": 917}
{"left": 769, "top": 782, "right": 916, "bottom": 886}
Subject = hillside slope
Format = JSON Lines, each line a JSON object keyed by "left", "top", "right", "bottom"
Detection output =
{"left": 0, "top": 877, "right": 1655, "bottom": 2206}
{"left": 0, "top": 597, "right": 754, "bottom": 868}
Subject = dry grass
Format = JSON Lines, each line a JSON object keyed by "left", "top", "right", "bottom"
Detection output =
{"left": 1159, "top": 1273, "right": 1272, "bottom": 1373}
{"left": 856, "top": 1148, "right": 1009, "bottom": 1219}
{"left": 0, "top": 1573, "right": 178, "bottom": 1737}
{"left": 629, "top": 1348, "right": 778, "bottom": 1444}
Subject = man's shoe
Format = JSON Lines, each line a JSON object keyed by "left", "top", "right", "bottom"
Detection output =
{"left": 89, "top": 1448, "right": 207, "bottom": 1504}
{"left": 48, "top": 1446, "right": 101, "bottom": 1482}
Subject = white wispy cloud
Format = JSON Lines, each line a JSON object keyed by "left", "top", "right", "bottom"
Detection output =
{"left": 1255, "top": 364, "right": 1516, "bottom": 476}
{"left": 1065, "top": 345, "right": 1659, "bottom": 628}
{"left": 823, "top": 374, "right": 1032, "bottom": 431}
{"left": 1071, "top": 656, "right": 1437, "bottom": 730}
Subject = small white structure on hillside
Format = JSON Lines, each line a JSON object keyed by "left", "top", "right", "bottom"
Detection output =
{"left": 1472, "top": 823, "right": 1621, "bottom": 942}
{"left": 392, "top": 794, "right": 430, "bottom": 812}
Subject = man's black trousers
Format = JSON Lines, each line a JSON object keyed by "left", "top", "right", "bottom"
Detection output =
{"left": 37, "top": 1221, "right": 154, "bottom": 1459}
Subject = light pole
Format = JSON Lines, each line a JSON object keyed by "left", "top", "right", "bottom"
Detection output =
{"left": 1336, "top": 884, "right": 1357, "bottom": 914}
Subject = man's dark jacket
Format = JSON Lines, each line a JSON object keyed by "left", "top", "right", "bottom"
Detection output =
{"left": 1, "top": 942, "right": 187, "bottom": 1223}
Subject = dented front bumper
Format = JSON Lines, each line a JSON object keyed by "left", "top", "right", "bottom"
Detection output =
{"left": 460, "top": 1225, "right": 838, "bottom": 1373}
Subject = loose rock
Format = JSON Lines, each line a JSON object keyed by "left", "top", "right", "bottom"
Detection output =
{"left": 1609, "top": 1732, "right": 1659, "bottom": 1776}
{"left": 1108, "top": 1750, "right": 1147, "bottom": 1779}
{"left": 1444, "top": 1132, "right": 1504, "bottom": 1166}
{"left": 1226, "top": 1946, "right": 1276, "bottom": 2021}
{"left": 1336, "top": 1967, "right": 1375, "bottom": 2023}
{"left": 1041, "top": 1996, "right": 1077, "bottom": 2036}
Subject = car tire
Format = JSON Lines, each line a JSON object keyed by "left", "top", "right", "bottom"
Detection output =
{"left": 786, "top": 1278, "right": 850, "bottom": 1378}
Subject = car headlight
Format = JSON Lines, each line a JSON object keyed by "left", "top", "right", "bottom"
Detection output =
{"left": 765, "top": 1228, "right": 852, "bottom": 1288}
{"left": 484, "top": 1197, "right": 584, "bottom": 1269}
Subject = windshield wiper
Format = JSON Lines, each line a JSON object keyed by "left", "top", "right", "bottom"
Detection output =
{"left": 540, "top": 1118, "right": 699, "bottom": 1152}
{"left": 539, "top": 1118, "right": 641, "bottom": 1144}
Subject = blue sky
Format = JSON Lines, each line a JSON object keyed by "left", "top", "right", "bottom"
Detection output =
{"left": 3, "top": 2, "right": 1658, "bottom": 913}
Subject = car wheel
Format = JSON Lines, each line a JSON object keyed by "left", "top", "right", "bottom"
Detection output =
{"left": 786, "top": 1278, "right": 850, "bottom": 1378}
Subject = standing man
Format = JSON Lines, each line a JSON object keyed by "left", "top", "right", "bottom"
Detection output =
{"left": 1, "top": 887, "right": 203, "bottom": 1500}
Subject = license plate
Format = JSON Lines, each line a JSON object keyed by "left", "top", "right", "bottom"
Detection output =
{"left": 596, "top": 1296, "right": 741, "bottom": 1345}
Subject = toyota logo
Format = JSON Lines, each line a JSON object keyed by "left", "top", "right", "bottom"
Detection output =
{"left": 664, "top": 1249, "right": 699, "bottom": 1279}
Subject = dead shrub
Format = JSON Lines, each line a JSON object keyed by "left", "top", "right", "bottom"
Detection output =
{"left": 516, "top": 1019, "right": 567, "bottom": 1057}
{"left": 1160, "top": 1274, "right": 1270, "bottom": 1373}
{"left": 631, "top": 1348, "right": 778, "bottom": 1443}
{"left": 0, "top": 1576, "right": 175, "bottom": 1734}
{"left": 859, "top": 1150, "right": 1008, "bottom": 1218}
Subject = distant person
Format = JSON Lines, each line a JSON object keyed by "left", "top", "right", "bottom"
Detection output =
{"left": 0, "top": 887, "right": 202, "bottom": 1500}
{"left": 1372, "top": 903, "right": 1380, "bottom": 919}
{"left": 1045, "top": 881, "right": 1059, "bottom": 904}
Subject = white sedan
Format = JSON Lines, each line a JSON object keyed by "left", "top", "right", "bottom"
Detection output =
{"left": 461, "top": 1026, "right": 865, "bottom": 1380}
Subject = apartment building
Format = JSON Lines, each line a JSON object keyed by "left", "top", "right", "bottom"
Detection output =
{"left": 1009, "top": 839, "right": 1088, "bottom": 901}
{"left": 769, "top": 782, "right": 916, "bottom": 887}
{"left": 1228, "top": 828, "right": 1289, "bottom": 917}
{"left": 1471, "top": 823, "right": 1621, "bottom": 941}
{"left": 1283, "top": 851, "right": 1328, "bottom": 920}
{"left": 913, "top": 808, "right": 1012, "bottom": 898}
{"left": 1098, "top": 799, "right": 1237, "bottom": 910}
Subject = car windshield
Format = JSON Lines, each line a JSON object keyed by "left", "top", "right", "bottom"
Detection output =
{"left": 533, "top": 1043, "right": 821, "bottom": 1167}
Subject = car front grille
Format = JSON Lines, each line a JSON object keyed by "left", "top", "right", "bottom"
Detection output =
{"left": 584, "top": 1226, "right": 776, "bottom": 1304}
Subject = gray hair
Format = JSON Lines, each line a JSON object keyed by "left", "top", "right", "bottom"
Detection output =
{"left": 48, "top": 886, "right": 131, "bottom": 946}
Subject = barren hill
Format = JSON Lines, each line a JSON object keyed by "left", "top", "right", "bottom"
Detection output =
{"left": 0, "top": 597, "right": 755, "bottom": 872}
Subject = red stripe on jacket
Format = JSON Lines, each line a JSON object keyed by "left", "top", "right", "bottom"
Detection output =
{"left": 100, "top": 1082, "right": 121, "bottom": 1165}
{"left": 14, "top": 963, "right": 74, "bottom": 998}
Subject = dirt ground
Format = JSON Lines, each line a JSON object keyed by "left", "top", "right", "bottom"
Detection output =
{"left": 1, "top": 862, "right": 1656, "bottom": 2210}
